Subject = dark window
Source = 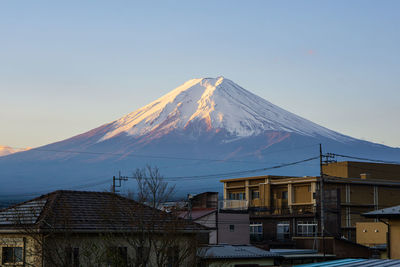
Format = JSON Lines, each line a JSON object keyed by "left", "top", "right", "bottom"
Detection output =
{"left": 251, "top": 190, "right": 260, "bottom": 199}
{"left": 73, "top": 248, "right": 79, "bottom": 267}
{"left": 65, "top": 247, "right": 72, "bottom": 265}
{"left": 167, "top": 246, "right": 179, "bottom": 267}
{"left": 282, "top": 191, "right": 288, "bottom": 199}
{"left": 250, "top": 223, "right": 263, "bottom": 242}
{"left": 228, "top": 192, "right": 246, "bottom": 200}
{"left": 229, "top": 224, "right": 235, "bottom": 232}
{"left": 136, "top": 246, "right": 149, "bottom": 266}
{"left": 2, "top": 247, "right": 23, "bottom": 264}
{"left": 277, "top": 221, "right": 290, "bottom": 241}
{"left": 65, "top": 247, "right": 79, "bottom": 267}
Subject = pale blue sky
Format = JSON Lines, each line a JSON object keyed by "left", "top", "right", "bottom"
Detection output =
{"left": 1, "top": 1, "right": 399, "bottom": 148}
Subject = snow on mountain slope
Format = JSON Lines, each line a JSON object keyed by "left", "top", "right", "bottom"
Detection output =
{"left": 99, "top": 76, "right": 351, "bottom": 143}
{"left": 0, "top": 146, "right": 30, "bottom": 157}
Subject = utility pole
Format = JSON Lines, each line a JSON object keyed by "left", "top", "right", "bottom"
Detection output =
{"left": 319, "top": 144, "right": 326, "bottom": 257}
{"left": 112, "top": 171, "right": 128, "bottom": 194}
{"left": 187, "top": 194, "right": 193, "bottom": 220}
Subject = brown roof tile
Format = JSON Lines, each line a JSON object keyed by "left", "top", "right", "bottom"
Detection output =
{"left": 0, "top": 190, "right": 207, "bottom": 233}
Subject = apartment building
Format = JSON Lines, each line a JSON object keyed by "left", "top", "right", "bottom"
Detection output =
{"left": 220, "top": 161, "right": 400, "bottom": 247}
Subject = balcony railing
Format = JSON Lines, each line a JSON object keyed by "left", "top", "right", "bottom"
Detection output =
{"left": 219, "top": 200, "right": 248, "bottom": 211}
{"left": 250, "top": 205, "right": 316, "bottom": 216}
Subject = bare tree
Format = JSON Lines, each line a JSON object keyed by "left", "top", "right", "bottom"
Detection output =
{"left": 0, "top": 167, "right": 205, "bottom": 267}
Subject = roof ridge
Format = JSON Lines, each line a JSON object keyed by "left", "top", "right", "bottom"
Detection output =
{"left": 36, "top": 190, "right": 62, "bottom": 228}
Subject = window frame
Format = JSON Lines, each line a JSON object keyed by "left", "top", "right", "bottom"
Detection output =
{"left": 2, "top": 246, "right": 24, "bottom": 265}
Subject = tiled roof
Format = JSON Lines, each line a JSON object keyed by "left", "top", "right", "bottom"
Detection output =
{"left": 0, "top": 190, "right": 207, "bottom": 233}
{"left": 198, "top": 245, "right": 281, "bottom": 259}
{"left": 363, "top": 205, "right": 400, "bottom": 218}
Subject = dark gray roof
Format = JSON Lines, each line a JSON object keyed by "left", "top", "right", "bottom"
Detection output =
{"left": 296, "top": 259, "right": 400, "bottom": 267}
{"left": 198, "top": 244, "right": 281, "bottom": 259}
{"left": 0, "top": 190, "right": 207, "bottom": 233}
{"left": 363, "top": 205, "right": 400, "bottom": 218}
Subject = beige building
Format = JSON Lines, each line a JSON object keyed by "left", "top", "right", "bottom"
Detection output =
{"left": 0, "top": 190, "right": 208, "bottom": 266}
{"left": 363, "top": 205, "right": 400, "bottom": 259}
{"left": 220, "top": 161, "right": 400, "bottom": 247}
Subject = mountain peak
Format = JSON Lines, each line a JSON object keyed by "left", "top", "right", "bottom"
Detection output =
{"left": 98, "top": 77, "right": 350, "bottom": 143}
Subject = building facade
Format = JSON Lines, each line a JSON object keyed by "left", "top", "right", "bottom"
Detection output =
{"left": 220, "top": 161, "right": 400, "bottom": 248}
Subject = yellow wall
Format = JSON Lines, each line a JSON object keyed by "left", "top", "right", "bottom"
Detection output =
{"left": 379, "top": 188, "right": 400, "bottom": 208}
{"left": 356, "top": 222, "right": 387, "bottom": 246}
{"left": 390, "top": 219, "right": 400, "bottom": 259}
{"left": 293, "top": 184, "right": 312, "bottom": 203}
{"left": 322, "top": 161, "right": 400, "bottom": 180}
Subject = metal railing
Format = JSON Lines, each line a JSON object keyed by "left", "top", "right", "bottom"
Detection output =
{"left": 250, "top": 205, "right": 316, "bottom": 216}
{"left": 218, "top": 200, "right": 248, "bottom": 211}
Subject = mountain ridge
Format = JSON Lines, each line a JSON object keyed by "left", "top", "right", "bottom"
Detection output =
{"left": 1, "top": 76, "right": 399, "bottom": 197}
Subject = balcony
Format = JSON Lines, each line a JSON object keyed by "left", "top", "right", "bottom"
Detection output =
{"left": 219, "top": 200, "right": 248, "bottom": 211}
{"left": 250, "top": 205, "right": 316, "bottom": 217}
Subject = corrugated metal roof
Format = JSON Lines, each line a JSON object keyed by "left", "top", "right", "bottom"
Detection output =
{"left": 296, "top": 259, "right": 400, "bottom": 267}
{"left": 198, "top": 244, "right": 281, "bottom": 259}
{"left": 364, "top": 205, "right": 400, "bottom": 217}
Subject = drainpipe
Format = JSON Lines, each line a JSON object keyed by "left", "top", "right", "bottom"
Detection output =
{"left": 378, "top": 218, "right": 390, "bottom": 259}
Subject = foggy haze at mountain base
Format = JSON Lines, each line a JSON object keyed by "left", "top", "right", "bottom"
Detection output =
{"left": 1, "top": 77, "right": 399, "bottom": 199}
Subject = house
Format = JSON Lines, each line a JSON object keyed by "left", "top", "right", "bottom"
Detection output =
{"left": 220, "top": 161, "right": 400, "bottom": 255}
{"left": 178, "top": 192, "right": 250, "bottom": 245}
{"left": 0, "top": 190, "right": 209, "bottom": 266}
{"left": 363, "top": 204, "right": 400, "bottom": 259}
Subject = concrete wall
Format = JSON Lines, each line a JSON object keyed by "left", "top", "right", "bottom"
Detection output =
{"left": 218, "top": 212, "right": 250, "bottom": 245}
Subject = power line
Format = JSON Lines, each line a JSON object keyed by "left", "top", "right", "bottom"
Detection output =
{"left": 5, "top": 144, "right": 319, "bottom": 165}
{"left": 124, "top": 156, "right": 320, "bottom": 181}
{"left": 0, "top": 156, "right": 319, "bottom": 199}
{"left": 332, "top": 153, "right": 400, "bottom": 165}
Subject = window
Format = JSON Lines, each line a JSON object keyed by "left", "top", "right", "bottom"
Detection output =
{"left": 277, "top": 221, "right": 290, "bottom": 241}
{"left": 228, "top": 192, "right": 246, "bottom": 200}
{"left": 250, "top": 223, "right": 263, "bottom": 241}
{"left": 229, "top": 224, "right": 235, "bottom": 232}
{"left": 2, "top": 247, "right": 23, "bottom": 264}
{"left": 251, "top": 190, "right": 260, "bottom": 200}
{"left": 281, "top": 191, "right": 288, "bottom": 199}
{"left": 136, "top": 246, "right": 149, "bottom": 266}
{"left": 297, "top": 221, "right": 317, "bottom": 237}
{"left": 167, "top": 246, "right": 179, "bottom": 267}
{"left": 65, "top": 247, "right": 79, "bottom": 267}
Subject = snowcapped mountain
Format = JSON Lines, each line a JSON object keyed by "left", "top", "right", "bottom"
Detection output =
{"left": 0, "top": 77, "right": 399, "bottom": 197}
{"left": 99, "top": 76, "right": 350, "bottom": 143}
{"left": 0, "top": 146, "right": 30, "bottom": 157}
